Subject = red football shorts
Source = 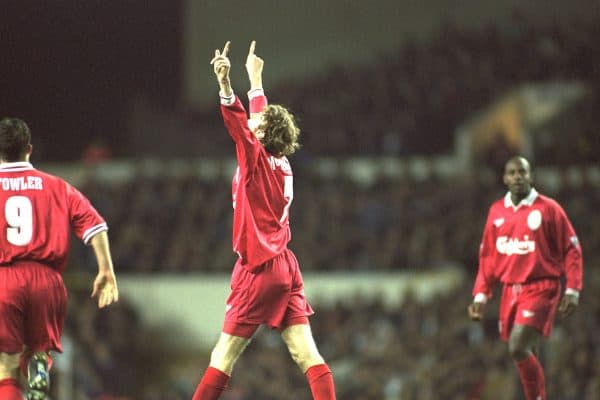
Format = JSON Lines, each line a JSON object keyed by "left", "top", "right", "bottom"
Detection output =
{"left": 223, "top": 248, "right": 314, "bottom": 338}
{"left": 498, "top": 278, "right": 561, "bottom": 341}
{"left": 0, "top": 262, "right": 67, "bottom": 353}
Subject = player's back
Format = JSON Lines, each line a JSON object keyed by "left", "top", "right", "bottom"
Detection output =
{"left": 0, "top": 162, "right": 94, "bottom": 272}
{"left": 232, "top": 151, "right": 293, "bottom": 271}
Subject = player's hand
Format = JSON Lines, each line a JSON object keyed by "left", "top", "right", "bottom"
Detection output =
{"left": 468, "top": 301, "right": 486, "bottom": 321}
{"left": 558, "top": 293, "right": 578, "bottom": 318}
{"left": 245, "top": 40, "right": 264, "bottom": 85}
{"left": 91, "top": 271, "right": 119, "bottom": 308}
{"left": 210, "top": 41, "right": 231, "bottom": 82}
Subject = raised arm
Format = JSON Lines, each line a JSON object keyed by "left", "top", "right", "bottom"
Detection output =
{"left": 246, "top": 40, "right": 263, "bottom": 93}
{"left": 210, "top": 41, "right": 233, "bottom": 98}
{"left": 245, "top": 40, "right": 268, "bottom": 119}
{"left": 210, "top": 41, "right": 261, "bottom": 176}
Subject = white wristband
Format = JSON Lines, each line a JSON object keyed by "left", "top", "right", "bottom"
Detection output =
{"left": 247, "top": 88, "right": 265, "bottom": 99}
{"left": 474, "top": 293, "right": 488, "bottom": 304}
{"left": 565, "top": 288, "right": 580, "bottom": 298}
{"left": 219, "top": 91, "right": 235, "bottom": 106}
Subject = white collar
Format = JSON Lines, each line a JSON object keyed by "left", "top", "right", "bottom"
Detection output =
{"left": 504, "top": 188, "right": 538, "bottom": 210}
{"left": 0, "top": 161, "right": 34, "bottom": 172}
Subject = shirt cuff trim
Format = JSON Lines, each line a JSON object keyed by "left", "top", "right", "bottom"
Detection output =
{"left": 565, "top": 288, "right": 580, "bottom": 298}
{"left": 83, "top": 223, "right": 108, "bottom": 244}
{"left": 220, "top": 92, "right": 235, "bottom": 106}
{"left": 474, "top": 293, "right": 488, "bottom": 303}
{"left": 247, "top": 88, "right": 265, "bottom": 99}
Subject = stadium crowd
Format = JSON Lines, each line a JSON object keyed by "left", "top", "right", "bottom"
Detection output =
{"left": 60, "top": 272, "right": 600, "bottom": 399}
{"left": 177, "top": 13, "right": 600, "bottom": 162}
{"left": 72, "top": 165, "right": 600, "bottom": 277}
{"left": 56, "top": 14, "right": 600, "bottom": 400}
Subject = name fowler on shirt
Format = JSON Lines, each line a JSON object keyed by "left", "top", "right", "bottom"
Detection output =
{"left": 496, "top": 235, "right": 536, "bottom": 256}
{"left": 0, "top": 176, "right": 44, "bottom": 191}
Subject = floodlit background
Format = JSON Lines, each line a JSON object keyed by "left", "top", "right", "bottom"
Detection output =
{"left": 1, "top": 1, "right": 599, "bottom": 399}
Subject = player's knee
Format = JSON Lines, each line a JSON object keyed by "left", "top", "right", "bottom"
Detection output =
{"left": 286, "top": 342, "right": 324, "bottom": 372}
{"left": 508, "top": 338, "right": 530, "bottom": 360}
{"left": 0, "top": 352, "right": 21, "bottom": 380}
{"left": 508, "top": 325, "right": 539, "bottom": 360}
{"left": 287, "top": 343, "right": 302, "bottom": 365}
{"left": 209, "top": 346, "right": 237, "bottom": 373}
{"left": 282, "top": 324, "right": 325, "bottom": 372}
{"left": 295, "top": 351, "right": 324, "bottom": 372}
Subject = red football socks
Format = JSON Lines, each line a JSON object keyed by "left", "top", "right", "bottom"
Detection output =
{"left": 0, "top": 378, "right": 23, "bottom": 400}
{"left": 192, "top": 366, "right": 230, "bottom": 400}
{"left": 516, "top": 354, "right": 546, "bottom": 400}
{"left": 305, "top": 363, "right": 336, "bottom": 400}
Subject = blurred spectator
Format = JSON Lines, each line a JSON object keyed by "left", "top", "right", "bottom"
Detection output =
{"left": 82, "top": 138, "right": 112, "bottom": 165}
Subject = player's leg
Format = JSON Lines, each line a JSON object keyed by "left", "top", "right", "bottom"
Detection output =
{"left": 208, "top": 331, "right": 252, "bottom": 375}
{"left": 508, "top": 323, "right": 542, "bottom": 361}
{"left": 192, "top": 257, "right": 264, "bottom": 400}
{"left": 0, "top": 267, "right": 27, "bottom": 399}
{"left": 192, "top": 327, "right": 256, "bottom": 400}
{"left": 23, "top": 351, "right": 50, "bottom": 400}
{"left": 23, "top": 264, "right": 67, "bottom": 400}
{"left": 0, "top": 352, "right": 24, "bottom": 400}
{"left": 281, "top": 323, "right": 336, "bottom": 400}
{"left": 509, "top": 280, "right": 560, "bottom": 400}
{"left": 279, "top": 250, "right": 335, "bottom": 399}
{"left": 281, "top": 323, "right": 324, "bottom": 372}
{"left": 509, "top": 324, "right": 545, "bottom": 400}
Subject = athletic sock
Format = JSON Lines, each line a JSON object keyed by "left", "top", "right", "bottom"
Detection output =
{"left": 516, "top": 354, "right": 546, "bottom": 400}
{"left": 0, "top": 378, "right": 24, "bottom": 400}
{"left": 305, "top": 363, "right": 336, "bottom": 400}
{"left": 192, "top": 366, "right": 230, "bottom": 400}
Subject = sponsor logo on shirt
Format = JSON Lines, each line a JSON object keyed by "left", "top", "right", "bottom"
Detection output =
{"left": 527, "top": 209, "right": 542, "bottom": 230}
{"left": 522, "top": 310, "right": 536, "bottom": 318}
{"left": 496, "top": 235, "right": 536, "bottom": 255}
{"left": 570, "top": 235, "right": 580, "bottom": 248}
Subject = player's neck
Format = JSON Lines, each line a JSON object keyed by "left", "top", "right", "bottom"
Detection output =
{"left": 511, "top": 190, "right": 530, "bottom": 206}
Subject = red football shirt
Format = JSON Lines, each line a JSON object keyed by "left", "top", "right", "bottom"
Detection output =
{"left": 0, "top": 162, "right": 107, "bottom": 273}
{"left": 221, "top": 96, "right": 292, "bottom": 272}
{"left": 473, "top": 189, "right": 583, "bottom": 298}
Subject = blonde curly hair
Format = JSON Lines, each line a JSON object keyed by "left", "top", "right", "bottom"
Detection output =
{"left": 259, "top": 104, "right": 301, "bottom": 156}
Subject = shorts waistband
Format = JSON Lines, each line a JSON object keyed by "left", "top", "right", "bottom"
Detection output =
{"left": 0, "top": 260, "right": 51, "bottom": 269}
{"left": 506, "top": 277, "right": 561, "bottom": 293}
{"left": 506, "top": 277, "right": 559, "bottom": 286}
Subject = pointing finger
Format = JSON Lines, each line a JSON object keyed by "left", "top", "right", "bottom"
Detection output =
{"left": 222, "top": 41, "right": 231, "bottom": 57}
{"left": 248, "top": 40, "right": 256, "bottom": 56}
